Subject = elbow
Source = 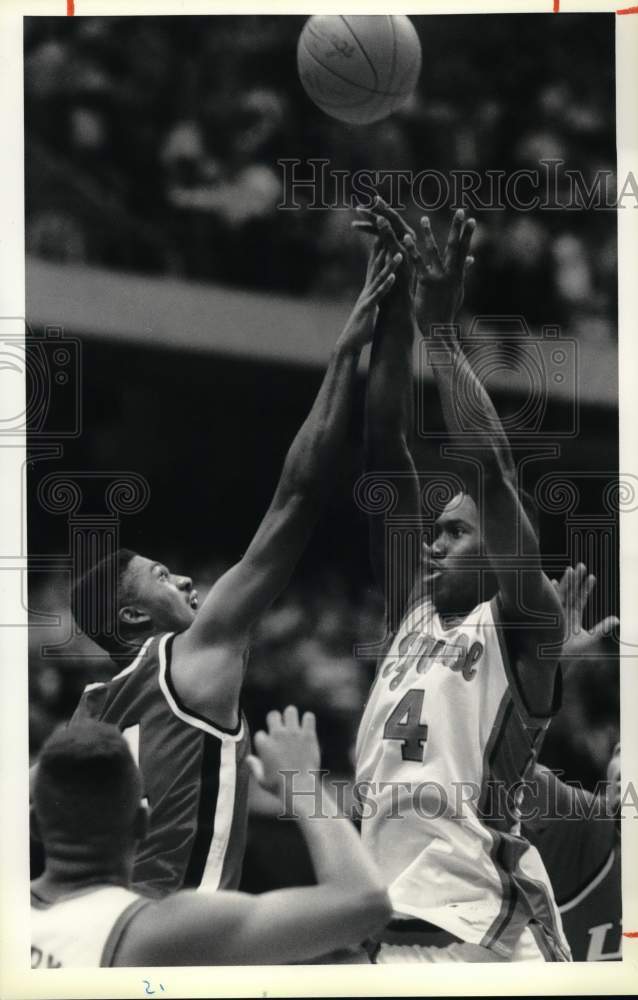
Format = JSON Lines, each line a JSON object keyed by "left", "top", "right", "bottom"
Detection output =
{"left": 359, "top": 887, "right": 393, "bottom": 936}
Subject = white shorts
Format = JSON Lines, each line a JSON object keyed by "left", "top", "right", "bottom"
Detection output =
{"left": 374, "top": 926, "right": 547, "bottom": 963}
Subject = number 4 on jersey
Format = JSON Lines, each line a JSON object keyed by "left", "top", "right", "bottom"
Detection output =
{"left": 383, "top": 689, "right": 428, "bottom": 762}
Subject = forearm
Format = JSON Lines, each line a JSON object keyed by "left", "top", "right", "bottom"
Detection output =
{"left": 296, "top": 785, "right": 387, "bottom": 899}
{"left": 365, "top": 301, "right": 415, "bottom": 457}
{"left": 277, "top": 339, "right": 360, "bottom": 500}
{"left": 431, "top": 334, "right": 516, "bottom": 483}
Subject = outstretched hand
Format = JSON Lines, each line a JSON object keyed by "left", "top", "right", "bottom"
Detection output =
{"left": 337, "top": 238, "right": 403, "bottom": 351}
{"left": 553, "top": 563, "right": 619, "bottom": 664}
{"left": 404, "top": 208, "right": 475, "bottom": 332}
{"left": 247, "top": 705, "right": 321, "bottom": 807}
{"left": 353, "top": 199, "right": 476, "bottom": 333}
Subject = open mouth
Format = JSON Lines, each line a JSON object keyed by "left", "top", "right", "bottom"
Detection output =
{"left": 189, "top": 591, "right": 199, "bottom": 610}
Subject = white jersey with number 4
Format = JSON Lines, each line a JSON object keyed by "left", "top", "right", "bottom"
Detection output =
{"left": 31, "top": 884, "right": 149, "bottom": 968}
{"left": 355, "top": 593, "right": 570, "bottom": 960}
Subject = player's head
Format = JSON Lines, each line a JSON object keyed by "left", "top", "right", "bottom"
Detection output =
{"left": 31, "top": 721, "right": 148, "bottom": 873}
{"left": 72, "top": 548, "right": 198, "bottom": 654}
{"left": 424, "top": 488, "right": 540, "bottom": 614}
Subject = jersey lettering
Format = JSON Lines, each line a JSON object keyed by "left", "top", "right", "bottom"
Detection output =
{"left": 31, "top": 946, "right": 62, "bottom": 969}
{"left": 383, "top": 688, "right": 428, "bottom": 762}
{"left": 383, "top": 631, "right": 484, "bottom": 690}
{"left": 585, "top": 922, "right": 622, "bottom": 961}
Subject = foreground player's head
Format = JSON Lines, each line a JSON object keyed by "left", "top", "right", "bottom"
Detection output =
{"left": 424, "top": 489, "right": 540, "bottom": 615}
{"left": 32, "top": 721, "right": 147, "bottom": 876}
{"left": 72, "top": 548, "right": 198, "bottom": 655}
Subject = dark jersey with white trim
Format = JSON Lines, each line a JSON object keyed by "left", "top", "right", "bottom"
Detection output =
{"left": 71, "top": 632, "right": 250, "bottom": 898}
{"left": 523, "top": 768, "right": 621, "bottom": 961}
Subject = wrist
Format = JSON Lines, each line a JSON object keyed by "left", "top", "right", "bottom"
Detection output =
{"left": 334, "top": 332, "right": 364, "bottom": 359}
{"left": 417, "top": 317, "right": 457, "bottom": 338}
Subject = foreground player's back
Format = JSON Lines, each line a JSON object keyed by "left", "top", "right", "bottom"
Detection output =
{"left": 72, "top": 632, "right": 250, "bottom": 897}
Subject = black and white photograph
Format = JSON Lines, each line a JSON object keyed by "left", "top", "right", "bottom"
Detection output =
{"left": 1, "top": 0, "right": 638, "bottom": 996}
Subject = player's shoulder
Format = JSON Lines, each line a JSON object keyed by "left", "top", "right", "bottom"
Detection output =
{"left": 72, "top": 634, "right": 169, "bottom": 720}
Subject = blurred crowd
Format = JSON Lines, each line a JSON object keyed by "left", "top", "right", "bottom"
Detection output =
{"left": 25, "top": 14, "right": 617, "bottom": 348}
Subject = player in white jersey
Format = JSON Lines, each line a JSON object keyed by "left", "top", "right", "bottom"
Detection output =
{"left": 31, "top": 718, "right": 390, "bottom": 967}
{"left": 352, "top": 199, "right": 570, "bottom": 962}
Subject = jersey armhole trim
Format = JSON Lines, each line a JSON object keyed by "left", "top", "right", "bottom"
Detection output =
{"left": 490, "top": 594, "right": 562, "bottom": 725}
{"left": 101, "top": 897, "right": 153, "bottom": 967}
{"left": 80, "top": 636, "right": 155, "bottom": 695}
{"left": 158, "top": 633, "right": 244, "bottom": 741}
{"left": 558, "top": 847, "right": 617, "bottom": 912}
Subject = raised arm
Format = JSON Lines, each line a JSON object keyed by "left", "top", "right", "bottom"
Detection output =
{"left": 403, "top": 209, "right": 563, "bottom": 671}
{"left": 115, "top": 708, "right": 391, "bottom": 966}
{"left": 181, "top": 244, "right": 400, "bottom": 652}
{"left": 354, "top": 204, "right": 421, "bottom": 631}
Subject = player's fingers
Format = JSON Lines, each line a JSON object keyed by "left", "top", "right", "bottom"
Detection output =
{"left": 403, "top": 233, "right": 427, "bottom": 281}
{"left": 582, "top": 572, "right": 597, "bottom": 606}
{"left": 375, "top": 215, "right": 404, "bottom": 256}
{"left": 266, "top": 710, "right": 283, "bottom": 732}
{"left": 551, "top": 578, "right": 559, "bottom": 590}
{"left": 301, "top": 711, "right": 317, "bottom": 732}
{"left": 464, "top": 256, "right": 475, "bottom": 273}
{"left": 373, "top": 196, "right": 416, "bottom": 242}
{"left": 419, "top": 216, "right": 443, "bottom": 270}
{"left": 370, "top": 253, "right": 402, "bottom": 297}
{"left": 556, "top": 566, "right": 569, "bottom": 604}
{"left": 591, "top": 616, "right": 620, "bottom": 640}
{"left": 351, "top": 220, "right": 378, "bottom": 235}
{"left": 444, "top": 208, "right": 465, "bottom": 265}
{"left": 455, "top": 218, "right": 476, "bottom": 273}
{"left": 283, "top": 704, "right": 300, "bottom": 728}
{"left": 246, "top": 754, "right": 265, "bottom": 785}
{"left": 370, "top": 272, "right": 397, "bottom": 302}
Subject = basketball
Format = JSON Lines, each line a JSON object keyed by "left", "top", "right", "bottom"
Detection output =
{"left": 297, "top": 15, "right": 422, "bottom": 126}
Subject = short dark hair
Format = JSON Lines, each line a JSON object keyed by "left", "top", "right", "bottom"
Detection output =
{"left": 71, "top": 548, "right": 138, "bottom": 655}
{"left": 32, "top": 721, "right": 142, "bottom": 852}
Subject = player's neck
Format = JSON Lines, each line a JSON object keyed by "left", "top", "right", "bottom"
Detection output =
{"left": 437, "top": 609, "right": 471, "bottom": 630}
{"left": 34, "top": 852, "right": 132, "bottom": 899}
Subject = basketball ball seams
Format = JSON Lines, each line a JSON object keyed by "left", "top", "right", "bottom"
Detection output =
{"left": 300, "top": 38, "right": 417, "bottom": 103}
{"left": 340, "top": 15, "right": 380, "bottom": 90}
{"left": 299, "top": 40, "right": 391, "bottom": 111}
{"left": 303, "top": 23, "right": 377, "bottom": 94}
{"left": 297, "top": 14, "right": 422, "bottom": 124}
{"left": 304, "top": 20, "right": 377, "bottom": 91}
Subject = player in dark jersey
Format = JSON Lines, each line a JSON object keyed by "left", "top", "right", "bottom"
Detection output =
{"left": 523, "top": 563, "right": 621, "bottom": 961}
{"left": 31, "top": 716, "right": 391, "bottom": 967}
{"left": 522, "top": 751, "right": 621, "bottom": 961}
{"left": 43, "top": 243, "right": 403, "bottom": 898}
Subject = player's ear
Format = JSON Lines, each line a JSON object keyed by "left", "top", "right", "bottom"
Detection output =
{"left": 119, "top": 605, "right": 151, "bottom": 626}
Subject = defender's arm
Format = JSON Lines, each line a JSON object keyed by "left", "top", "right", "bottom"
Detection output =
{"left": 173, "top": 247, "right": 400, "bottom": 718}
{"left": 114, "top": 709, "right": 391, "bottom": 965}
{"left": 357, "top": 214, "right": 422, "bottom": 630}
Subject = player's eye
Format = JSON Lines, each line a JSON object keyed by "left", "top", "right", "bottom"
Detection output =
{"left": 157, "top": 569, "right": 169, "bottom": 581}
